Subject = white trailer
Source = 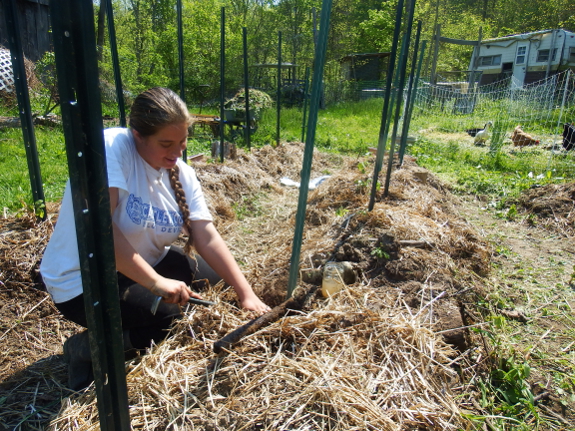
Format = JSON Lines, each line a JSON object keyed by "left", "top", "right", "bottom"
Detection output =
{"left": 469, "top": 29, "right": 575, "bottom": 88}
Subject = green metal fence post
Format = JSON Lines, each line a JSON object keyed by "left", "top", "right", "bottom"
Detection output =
{"left": 177, "top": 0, "right": 187, "bottom": 161}
{"left": 4, "top": 0, "right": 46, "bottom": 219}
{"left": 383, "top": 0, "right": 416, "bottom": 197}
{"left": 397, "top": 21, "right": 421, "bottom": 165}
{"left": 104, "top": 0, "right": 126, "bottom": 127}
{"left": 286, "top": 0, "right": 332, "bottom": 299}
{"left": 399, "top": 26, "right": 425, "bottom": 166}
{"left": 301, "top": 66, "right": 310, "bottom": 142}
{"left": 50, "top": 0, "right": 130, "bottom": 429}
{"left": 367, "top": 0, "right": 405, "bottom": 211}
{"left": 243, "top": 27, "right": 251, "bottom": 150}
{"left": 219, "top": 7, "right": 226, "bottom": 162}
{"left": 276, "top": 31, "right": 282, "bottom": 146}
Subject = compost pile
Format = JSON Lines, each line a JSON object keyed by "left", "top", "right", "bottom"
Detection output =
{"left": 2, "top": 142, "right": 570, "bottom": 429}
{"left": 515, "top": 181, "right": 575, "bottom": 237}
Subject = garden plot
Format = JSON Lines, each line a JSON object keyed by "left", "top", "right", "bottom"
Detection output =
{"left": 1, "top": 142, "right": 574, "bottom": 429}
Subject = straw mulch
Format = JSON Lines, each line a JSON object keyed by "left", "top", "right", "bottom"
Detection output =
{"left": 42, "top": 143, "right": 491, "bottom": 430}
{"left": 2, "top": 142, "right": 497, "bottom": 429}
{"left": 48, "top": 282, "right": 464, "bottom": 431}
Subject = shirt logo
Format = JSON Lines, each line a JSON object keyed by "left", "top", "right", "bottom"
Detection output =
{"left": 126, "top": 194, "right": 182, "bottom": 228}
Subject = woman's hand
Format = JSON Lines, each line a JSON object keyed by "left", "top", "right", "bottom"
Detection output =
{"left": 240, "top": 294, "right": 272, "bottom": 315}
{"left": 149, "top": 275, "right": 203, "bottom": 307}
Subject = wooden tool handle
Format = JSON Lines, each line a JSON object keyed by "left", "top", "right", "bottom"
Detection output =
{"left": 213, "top": 285, "right": 317, "bottom": 354}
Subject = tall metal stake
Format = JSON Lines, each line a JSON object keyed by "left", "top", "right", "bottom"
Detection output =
{"left": 4, "top": 0, "right": 46, "bottom": 219}
{"left": 301, "top": 66, "right": 310, "bottom": 142}
{"left": 242, "top": 27, "right": 251, "bottom": 149}
{"left": 219, "top": 7, "right": 226, "bottom": 162}
{"left": 398, "top": 21, "right": 422, "bottom": 166}
{"left": 104, "top": 0, "right": 126, "bottom": 127}
{"left": 276, "top": 31, "right": 282, "bottom": 146}
{"left": 383, "top": 0, "right": 417, "bottom": 197}
{"left": 367, "top": 0, "right": 405, "bottom": 211}
{"left": 50, "top": 0, "right": 130, "bottom": 429}
{"left": 399, "top": 36, "right": 426, "bottom": 165}
{"left": 177, "top": 0, "right": 187, "bottom": 160}
{"left": 286, "top": 0, "right": 333, "bottom": 299}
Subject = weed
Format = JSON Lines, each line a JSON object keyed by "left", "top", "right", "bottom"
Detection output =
{"left": 232, "top": 195, "right": 263, "bottom": 221}
{"left": 371, "top": 246, "right": 389, "bottom": 260}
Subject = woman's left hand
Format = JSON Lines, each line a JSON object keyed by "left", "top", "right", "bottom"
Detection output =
{"left": 241, "top": 295, "right": 272, "bottom": 315}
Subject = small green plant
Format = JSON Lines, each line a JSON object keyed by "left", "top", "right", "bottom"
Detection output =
{"left": 231, "top": 195, "right": 263, "bottom": 221}
{"left": 371, "top": 246, "right": 389, "bottom": 260}
{"left": 335, "top": 207, "right": 349, "bottom": 217}
{"left": 505, "top": 204, "right": 518, "bottom": 221}
{"left": 33, "top": 51, "right": 59, "bottom": 116}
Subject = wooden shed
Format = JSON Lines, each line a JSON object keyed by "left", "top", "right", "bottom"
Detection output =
{"left": 0, "top": 0, "right": 51, "bottom": 62}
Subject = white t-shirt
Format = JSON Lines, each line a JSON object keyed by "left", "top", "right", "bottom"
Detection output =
{"left": 40, "top": 128, "right": 212, "bottom": 303}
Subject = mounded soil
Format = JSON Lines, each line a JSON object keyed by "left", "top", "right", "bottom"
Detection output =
{"left": 1, "top": 143, "right": 574, "bottom": 429}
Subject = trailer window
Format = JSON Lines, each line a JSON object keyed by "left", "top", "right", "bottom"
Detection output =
{"left": 537, "top": 49, "right": 558, "bottom": 62}
{"left": 479, "top": 55, "right": 501, "bottom": 67}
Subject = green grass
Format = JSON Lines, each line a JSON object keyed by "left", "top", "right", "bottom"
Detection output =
{"left": 2, "top": 97, "right": 573, "bottom": 214}
{"left": 0, "top": 127, "right": 68, "bottom": 211}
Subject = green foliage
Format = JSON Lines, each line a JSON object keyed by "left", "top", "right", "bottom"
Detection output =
{"left": 489, "top": 119, "right": 514, "bottom": 156}
{"left": 357, "top": 1, "right": 398, "bottom": 52}
{"left": 32, "top": 52, "right": 59, "bottom": 116}
{"left": 370, "top": 246, "right": 389, "bottom": 260}
{"left": 223, "top": 89, "right": 274, "bottom": 119}
{"left": 232, "top": 194, "right": 263, "bottom": 220}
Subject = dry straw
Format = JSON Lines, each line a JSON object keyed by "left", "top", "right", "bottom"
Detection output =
{"left": 48, "top": 282, "right": 465, "bottom": 430}
{"left": 45, "top": 143, "right": 476, "bottom": 430}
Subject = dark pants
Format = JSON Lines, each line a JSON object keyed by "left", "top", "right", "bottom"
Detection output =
{"left": 55, "top": 246, "right": 221, "bottom": 350}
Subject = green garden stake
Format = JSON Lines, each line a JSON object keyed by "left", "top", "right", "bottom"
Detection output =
{"left": 286, "top": 0, "right": 333, "bottom": 299}
{"left": 4, "top": 0, "right": 46, "bottom": 220}
{"left": 384, "top": 0, "right": 416, "bottom": 197}
{"left": 219, "top": 7, "right": 226, "bottom": 162}
{"left": 368, "top": 0, "right": 405, "bottom": 211}
{"left": 104, "top": 0, "right": 126, "bottom": 128}
{"left": 276, "top": 31, "right": 282, "bottom": 146}
{"left": 51, "top": 0, "right": 130, "bottom": 428}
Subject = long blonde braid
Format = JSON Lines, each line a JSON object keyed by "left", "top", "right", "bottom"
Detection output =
{"left": 169, "top": 164, "right": 195, "bottom": 255}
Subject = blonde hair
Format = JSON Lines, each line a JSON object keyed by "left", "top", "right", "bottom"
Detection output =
{"left": 169, "top": 165, "right": 195, "bottom": 254}
{"left": 129, "top": 87, "right": 192, "bottom": 136}
{"left": 130, "top": 87, "right": 195, "bottom": 254}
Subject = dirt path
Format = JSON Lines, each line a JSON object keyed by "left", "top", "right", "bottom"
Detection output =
{"left": 456, "top": 193, "right": 575, "bottom": 426}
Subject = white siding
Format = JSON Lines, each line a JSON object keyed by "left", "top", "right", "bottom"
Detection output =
{"left": 470, "top": 30, "right": 575, "bottom": 71}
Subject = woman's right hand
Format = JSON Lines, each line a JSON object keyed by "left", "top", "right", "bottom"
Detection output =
{"left": 149, "top": 276, "right": 202, "bottom": 307}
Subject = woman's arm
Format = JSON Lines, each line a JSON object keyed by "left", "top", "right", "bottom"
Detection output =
{"left": 109, "top": 187, "right": 199, "bottom": 306}
{"left": 191, "top": 220, "right": 270, "bottom": 313}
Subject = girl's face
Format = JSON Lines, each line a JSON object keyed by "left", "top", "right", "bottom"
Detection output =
{"left": 132, "top": 122, "right": 188, "bottom": 170}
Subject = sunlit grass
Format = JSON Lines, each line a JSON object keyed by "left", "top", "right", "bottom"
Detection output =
{"left": 0, "top": 127, "right": 68, "bottom": 211}
{"left": 1, "top": 97, "right": 573, "bottom": 212}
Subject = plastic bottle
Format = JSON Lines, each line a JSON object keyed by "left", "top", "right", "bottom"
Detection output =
{"left": 321, "top": 262, "right": 346, "bottom": 297}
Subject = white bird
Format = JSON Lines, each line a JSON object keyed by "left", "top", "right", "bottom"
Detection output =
{"left": 474, "top": 121, "right": 493, "bottom": 146}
